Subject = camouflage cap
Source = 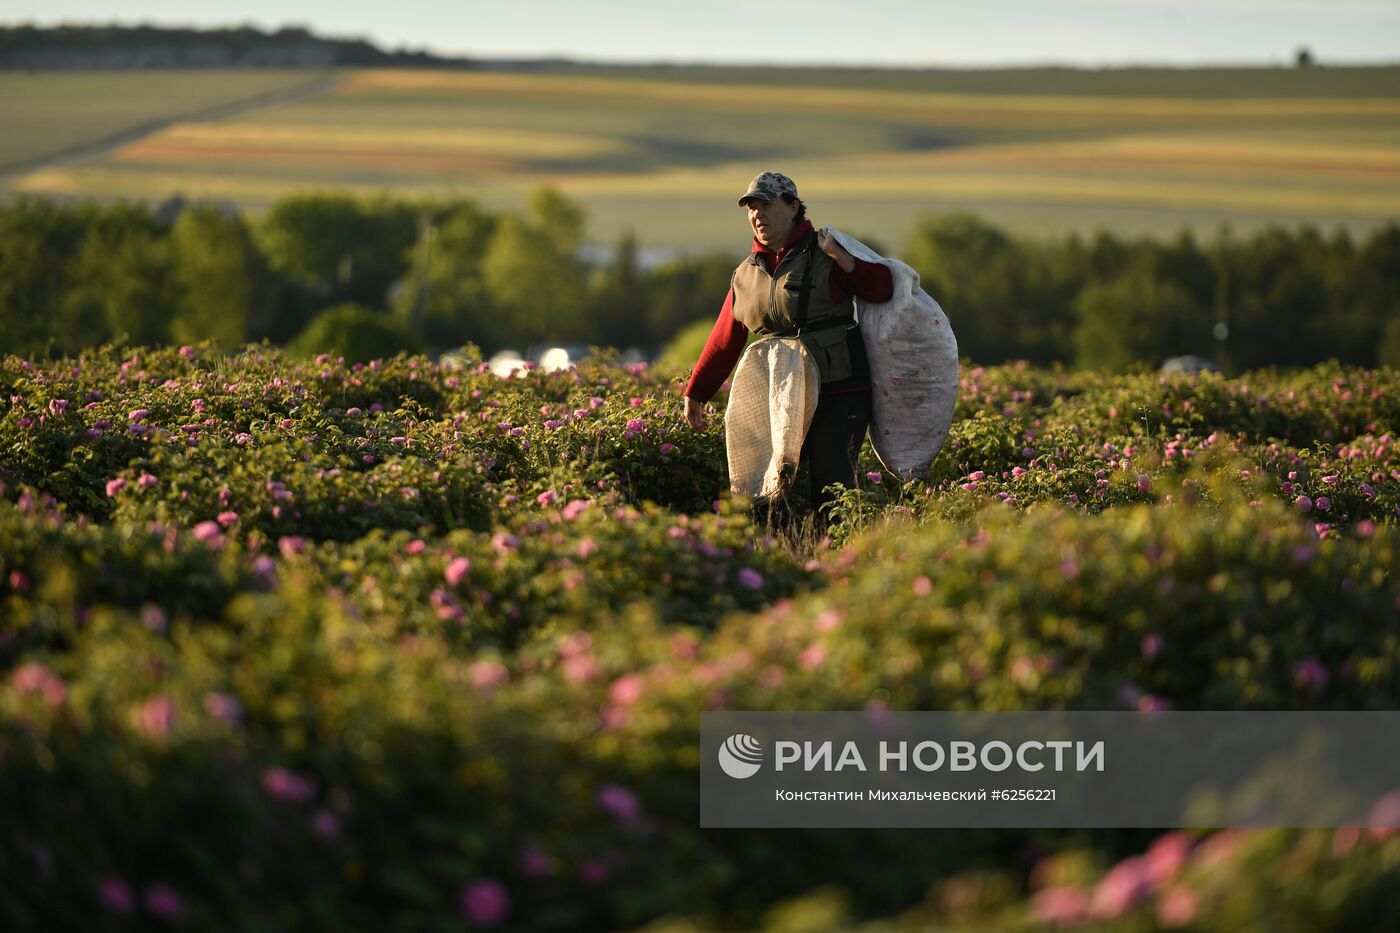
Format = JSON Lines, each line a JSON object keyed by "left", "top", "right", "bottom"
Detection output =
{"left": 738, "top": 171, "right": 798, "bottom": 206}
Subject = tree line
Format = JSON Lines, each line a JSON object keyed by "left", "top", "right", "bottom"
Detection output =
{"left": 0, "top": 24, "right": 463, "bottom": 69}
{"left": 1, "top": 191, "right": 1396, "bottom": 371}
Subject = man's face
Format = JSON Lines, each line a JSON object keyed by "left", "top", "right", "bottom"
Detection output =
{"left": 744, "top": 197, "right": 800, "bottom": 249}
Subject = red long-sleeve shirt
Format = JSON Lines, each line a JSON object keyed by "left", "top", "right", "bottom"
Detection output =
{"left": 684, "top": 220, "right": 893, "bottom": 403}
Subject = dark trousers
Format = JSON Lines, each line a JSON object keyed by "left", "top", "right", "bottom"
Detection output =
{"left": 803, "top": 390, "right": 872, "bottom": 515}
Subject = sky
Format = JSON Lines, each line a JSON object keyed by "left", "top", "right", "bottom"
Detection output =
{"left": 6, "top": 0, "right": 1400, "bottom": 67}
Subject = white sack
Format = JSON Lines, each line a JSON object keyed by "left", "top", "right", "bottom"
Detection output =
{"left": 724, "top": 337, "right": 821, "bottom": 500}
{"left": 824, "top": 226, "right": 959, "bottom": 479}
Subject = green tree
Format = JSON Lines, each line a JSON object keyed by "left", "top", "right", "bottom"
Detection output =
{"left": 1223, "top": 228, "right": 1323, "bottom": 370}
{"left": 60, "top": 202, "right": 173, "bottom": 351}
{"left": 587, "top": 230, "right": 648, "bottom": 349}
{"left": 258, "top": 194, "right": 417, "bottom": 310}
{"left": 482, "top": 187, "right": 588, "bottom": 348}
{"left": 392, "top": 201, "right": 500, "bottom": 350}
{"left": 1072, "top": 266, "right": 1209, "bottom": 370}
{"left": 0, "top": 199, "right": 89, "bottom": 358}
{"left": 904, "top": 212, "right": 1074, "bottom": 365}
{"left": 644, "top": 251, "right": 739, "bottom": 350}
{"left": 169, "top": 206, "right": 273, "bottom": 350}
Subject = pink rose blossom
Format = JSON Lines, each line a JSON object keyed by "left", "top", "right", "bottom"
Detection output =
{"left": 444, "top": 557, "right": 472, "bottom": 587}
{"left": 459, "top": 879, "right": 511, "bottom": 926}
{"left": 561, "top": 499, "right": 591, "bottom": 521}
{"left": 1314, "top": 496, "right": 1331, "bottom": 511}
{"left": 468, "top": 660, "right": 509, "bottom": 692}
{"left": 579, "top": 859, "right": 610, "bottom": 884}
{"left": 192, "top": 521, "right": 222, "bottom": 543}
{"left": 105, "top": 478, "right": 126, "bottom": 497}
{"left": 133, "top": 695, "right": 177, "bottom": 739}
{"left": 1294, "top": 659, "right": 1328, "bottom": 690}
{"left": 262, "top": 767, "right": 317, "bottom": 804}
{"left": 406, "top": 539, "right": 426, "bottom": 555}
{"left": 1144, "top": 831, "right": 1192, "bottom": 883}
{"left": 12, "top": 661, "right": 67, "bottom": 708}
{"left": 1031, "top": 885, "right": 1088, "bottom": 924}
{"left": 143, "top": 884, "right": 184, "bottom": 921}
{"left": 1294, "top": 494, "right": 1313, "bottom": 512}
{"left": 310, "top": 809, "right": 341, "bottom": 840}
{"left": 536, "top": 490, "right": 557, "bottom": 506}
{"left": 563, "top": 654, "right": 600, "bottom": 683}
{"left": 596, "top": 783, "right": 642, "bottom": 824}
{"left": 429, "top": 588, "right": 463, "bottom": 622}
{"left": 137, "top": 473, "right": 158, "bottom": 488}
{"left": 96, "top": 876, "right": 134, "bottom": 915}
{"left": 1156, "top": 885, "right": 1199, "bottom": 927}
{"left": 609, "top": 673, "right": 645, "bottom": 706}
{"left": 203, "top": 691, "right": 243, "bottom": 722}
{"left": 519, "top": 844, "right": 553, "bottom": 877}
{"left": 799, "top": 643, "right": 827, "bottom": 670}
{"left": 1088, "top": 856, "right": 1151, "bottom": 919}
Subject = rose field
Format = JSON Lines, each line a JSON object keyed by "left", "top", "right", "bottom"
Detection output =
{"left": 2, "top": 343, "right": 1399, "bottom": 931}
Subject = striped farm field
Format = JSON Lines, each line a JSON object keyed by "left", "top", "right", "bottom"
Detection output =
{"left": 0, "top": 70, "right": 338, "bottom": 173}
{"left": 6, "top": 65, "right": 1400, "bottom": 248}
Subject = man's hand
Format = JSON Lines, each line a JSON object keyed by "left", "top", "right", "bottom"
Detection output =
{"left": 683, "top": 395, "right": 708, "bottom": 431}
{"left": 817, "top": 227, "right": 856, "bottom": 273}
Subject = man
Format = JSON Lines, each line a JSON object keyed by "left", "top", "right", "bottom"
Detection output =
{"left": 682, "top": 171, "right": 893, "bottom": 525}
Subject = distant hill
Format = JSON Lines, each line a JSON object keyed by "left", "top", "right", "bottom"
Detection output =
{"left": 0, "top": 23, "right": 471, "bottom": 70}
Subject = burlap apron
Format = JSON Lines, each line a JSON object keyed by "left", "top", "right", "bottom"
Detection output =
{"left": 723, "top": 336, "right": 821, "bottom": 500}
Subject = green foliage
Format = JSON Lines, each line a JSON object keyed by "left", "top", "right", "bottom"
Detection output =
{"left": 482, "top": 187, "right": 589, "bottom": 347}
{"left": 0, "top": 198, "right": 89, "bottom": 358}
{"left": 257, "top": 193, "right": 418, "bottom": 310}
{"left": 3, "top": 218, "right": 1400, "bottom": 933}
{"left": 1072, "top": 266, "right": 1210, "bottom": 370}
{"left": 0, "top": 346, "right": 1397, "bottom": 931}
{"left": 169, "top": 206, "right": 272, "bottom": 350}
{"left": 642, "top": 250, "right": 740, "bottom": 351}
{"left": 57, "top": 202, "right": 174, "bottom": 351}
{"left": 286, "top": 304, "right": 426, "bottom": 364}
{"left": 391, "top": 200, "right": 500, "bottom": 349}
{"left": 588, "top": 231, "right": 648, "bottom": 350}
{"left": 2, "top": 194, "right": 1397, "bottom": 372}
{"left": 656, "top": 318, "right": 719, "bottom": 373}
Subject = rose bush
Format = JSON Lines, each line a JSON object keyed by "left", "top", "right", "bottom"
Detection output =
{"left": 1, "top": 344, "right": 1397, "bottom": 930}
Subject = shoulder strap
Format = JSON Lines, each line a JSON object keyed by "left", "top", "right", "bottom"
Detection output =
{"left": 794, "top": 230, "right": 819, "bottom": 334}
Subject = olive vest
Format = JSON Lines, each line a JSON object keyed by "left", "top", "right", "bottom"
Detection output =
{"left": 731, "top": 234, "right": 860, "bottom": 384}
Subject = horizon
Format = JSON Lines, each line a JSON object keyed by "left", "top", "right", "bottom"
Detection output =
{"left": 7, "top": 1, "right": 1400, "bottom": 69}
